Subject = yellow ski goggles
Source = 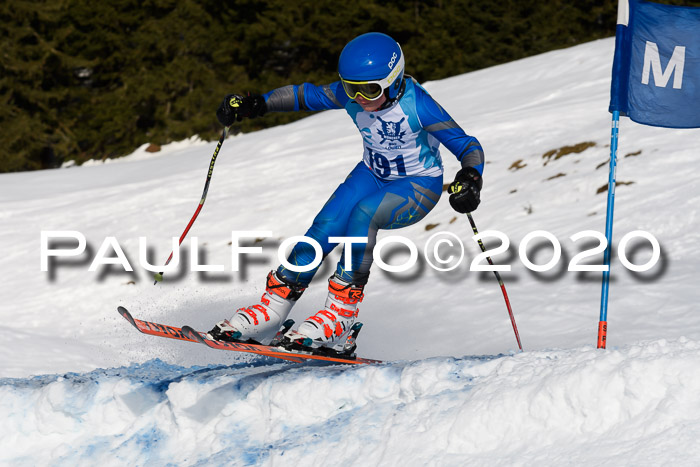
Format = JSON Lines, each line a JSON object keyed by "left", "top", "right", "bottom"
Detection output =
{"left": 340, "top": 53, "right": 405, "bottom": 101}
{"left": 341, "top": 79, "right": 386, "bottom": 101}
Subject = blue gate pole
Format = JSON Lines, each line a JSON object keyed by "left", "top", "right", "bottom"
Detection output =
{"left": 598, "top": 110, "right": 620, "bottom": 349}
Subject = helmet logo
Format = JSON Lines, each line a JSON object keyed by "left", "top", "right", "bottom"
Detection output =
{"left": 388, "top": 52, "right": 398, "bottom": 69}
{"left": 387, "top": 65, "right": 401, "bottom": 83}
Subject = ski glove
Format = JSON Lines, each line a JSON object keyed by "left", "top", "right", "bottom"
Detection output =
{"left": 448, "top": 167, "right": 483, "bottom": 213}
{"left": 216, "top": 93, "right": 267, "bottom": 126}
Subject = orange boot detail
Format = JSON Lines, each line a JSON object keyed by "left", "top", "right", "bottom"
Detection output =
{"left": 285, "top": 275, "right": 364, "bottom": 349}
{"left": 208, "top": 271, "right": 304, "bottom": 344}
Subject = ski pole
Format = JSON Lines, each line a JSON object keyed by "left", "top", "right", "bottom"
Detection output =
{"left": 154, "top": 126, "right": 230, "bottom": 284}
{"left": 466, "top": 212, "right": 523, "bottom": 351}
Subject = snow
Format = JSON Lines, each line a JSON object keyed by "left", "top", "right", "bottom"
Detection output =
{"left": 2, "top": 37, "right": 700, "bottom": 464}
{"left": 3, "top": 340, "right": 700, "bottom": 465}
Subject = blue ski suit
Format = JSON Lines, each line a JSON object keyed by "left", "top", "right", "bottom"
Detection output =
{"left": 263, "top": 77, "right": 484, "bottom": 287}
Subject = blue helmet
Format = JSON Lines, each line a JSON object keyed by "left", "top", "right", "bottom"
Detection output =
{"left": 338, "top": 32, "right": 405, "bottom": 100}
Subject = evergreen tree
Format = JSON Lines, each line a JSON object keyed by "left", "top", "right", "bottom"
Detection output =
{"left": 2, "top": 0, "right": 698, "bottom": 173}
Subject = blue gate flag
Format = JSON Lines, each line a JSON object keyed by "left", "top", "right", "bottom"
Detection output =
{"left": 610, "top": 0, "right": 700, "bottom": 128}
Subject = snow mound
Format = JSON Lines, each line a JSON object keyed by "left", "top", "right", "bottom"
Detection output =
{"left": 2, "top": 338, "right": 700, "bottom": 465}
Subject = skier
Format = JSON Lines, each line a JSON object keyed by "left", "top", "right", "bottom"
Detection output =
{"left": 209, "top": 32, "right": 484, "bottom": 353}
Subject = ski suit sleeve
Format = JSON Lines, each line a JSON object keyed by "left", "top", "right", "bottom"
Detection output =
{"left": 414, "top": 82, "right": 485, "bottom": 175}
{"left": 263, "top": 82, "right": 348, "bottom": 112}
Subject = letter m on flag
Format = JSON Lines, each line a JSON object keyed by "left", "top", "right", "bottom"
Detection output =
{"left": 610, "top": 0, "right": 700, "bottom": 128}
{"left": 642, "top": 41, "right": 685, "bottom": 89}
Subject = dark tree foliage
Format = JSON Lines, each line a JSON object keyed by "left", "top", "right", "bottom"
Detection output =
{"left": 1, "top": 0, "right": 698, "bottom": 172}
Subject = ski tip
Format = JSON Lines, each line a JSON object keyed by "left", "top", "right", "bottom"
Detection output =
{"left": 117, "top": 306, "right": 137, "bottom": 328}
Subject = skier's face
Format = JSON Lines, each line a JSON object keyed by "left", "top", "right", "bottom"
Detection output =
{"left": 356, "top": 93, "right": 387, "bottom": 112}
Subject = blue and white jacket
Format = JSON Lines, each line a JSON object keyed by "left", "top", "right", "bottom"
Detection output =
{"left": 263, "top": 77, "right": 484, "bottom": 181}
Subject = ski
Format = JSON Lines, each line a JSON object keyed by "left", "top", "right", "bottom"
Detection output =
{"left": 118, "top": 305, "right": 204, "bottom": 342}
{"left": 117, "top": 306, "right": 381, "bottom": 365}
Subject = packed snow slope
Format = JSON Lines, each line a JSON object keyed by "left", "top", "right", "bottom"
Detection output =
{"left": 3, "top": 340, "right": 700, "bottom": 466}
{"left": 1, "top": 38, "right": 700, "bottom": 465}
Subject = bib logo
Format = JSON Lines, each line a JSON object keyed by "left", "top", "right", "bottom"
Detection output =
{"left": 377, "top": 116, "right": 406, "bottom": 149}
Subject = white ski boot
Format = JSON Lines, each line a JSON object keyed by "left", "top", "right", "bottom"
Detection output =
{"left": 208, "top": 271, "right": 304, "bottom": 345}
{"left": 284, "top": 275, "right": 364, "bottom": 351}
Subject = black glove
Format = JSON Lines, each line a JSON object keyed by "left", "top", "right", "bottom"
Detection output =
{"left": 448, "top": 167, "right": 483, "bottom": 213}
{"left": 216, "top": 93, "right": 267, "bottom": 126}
